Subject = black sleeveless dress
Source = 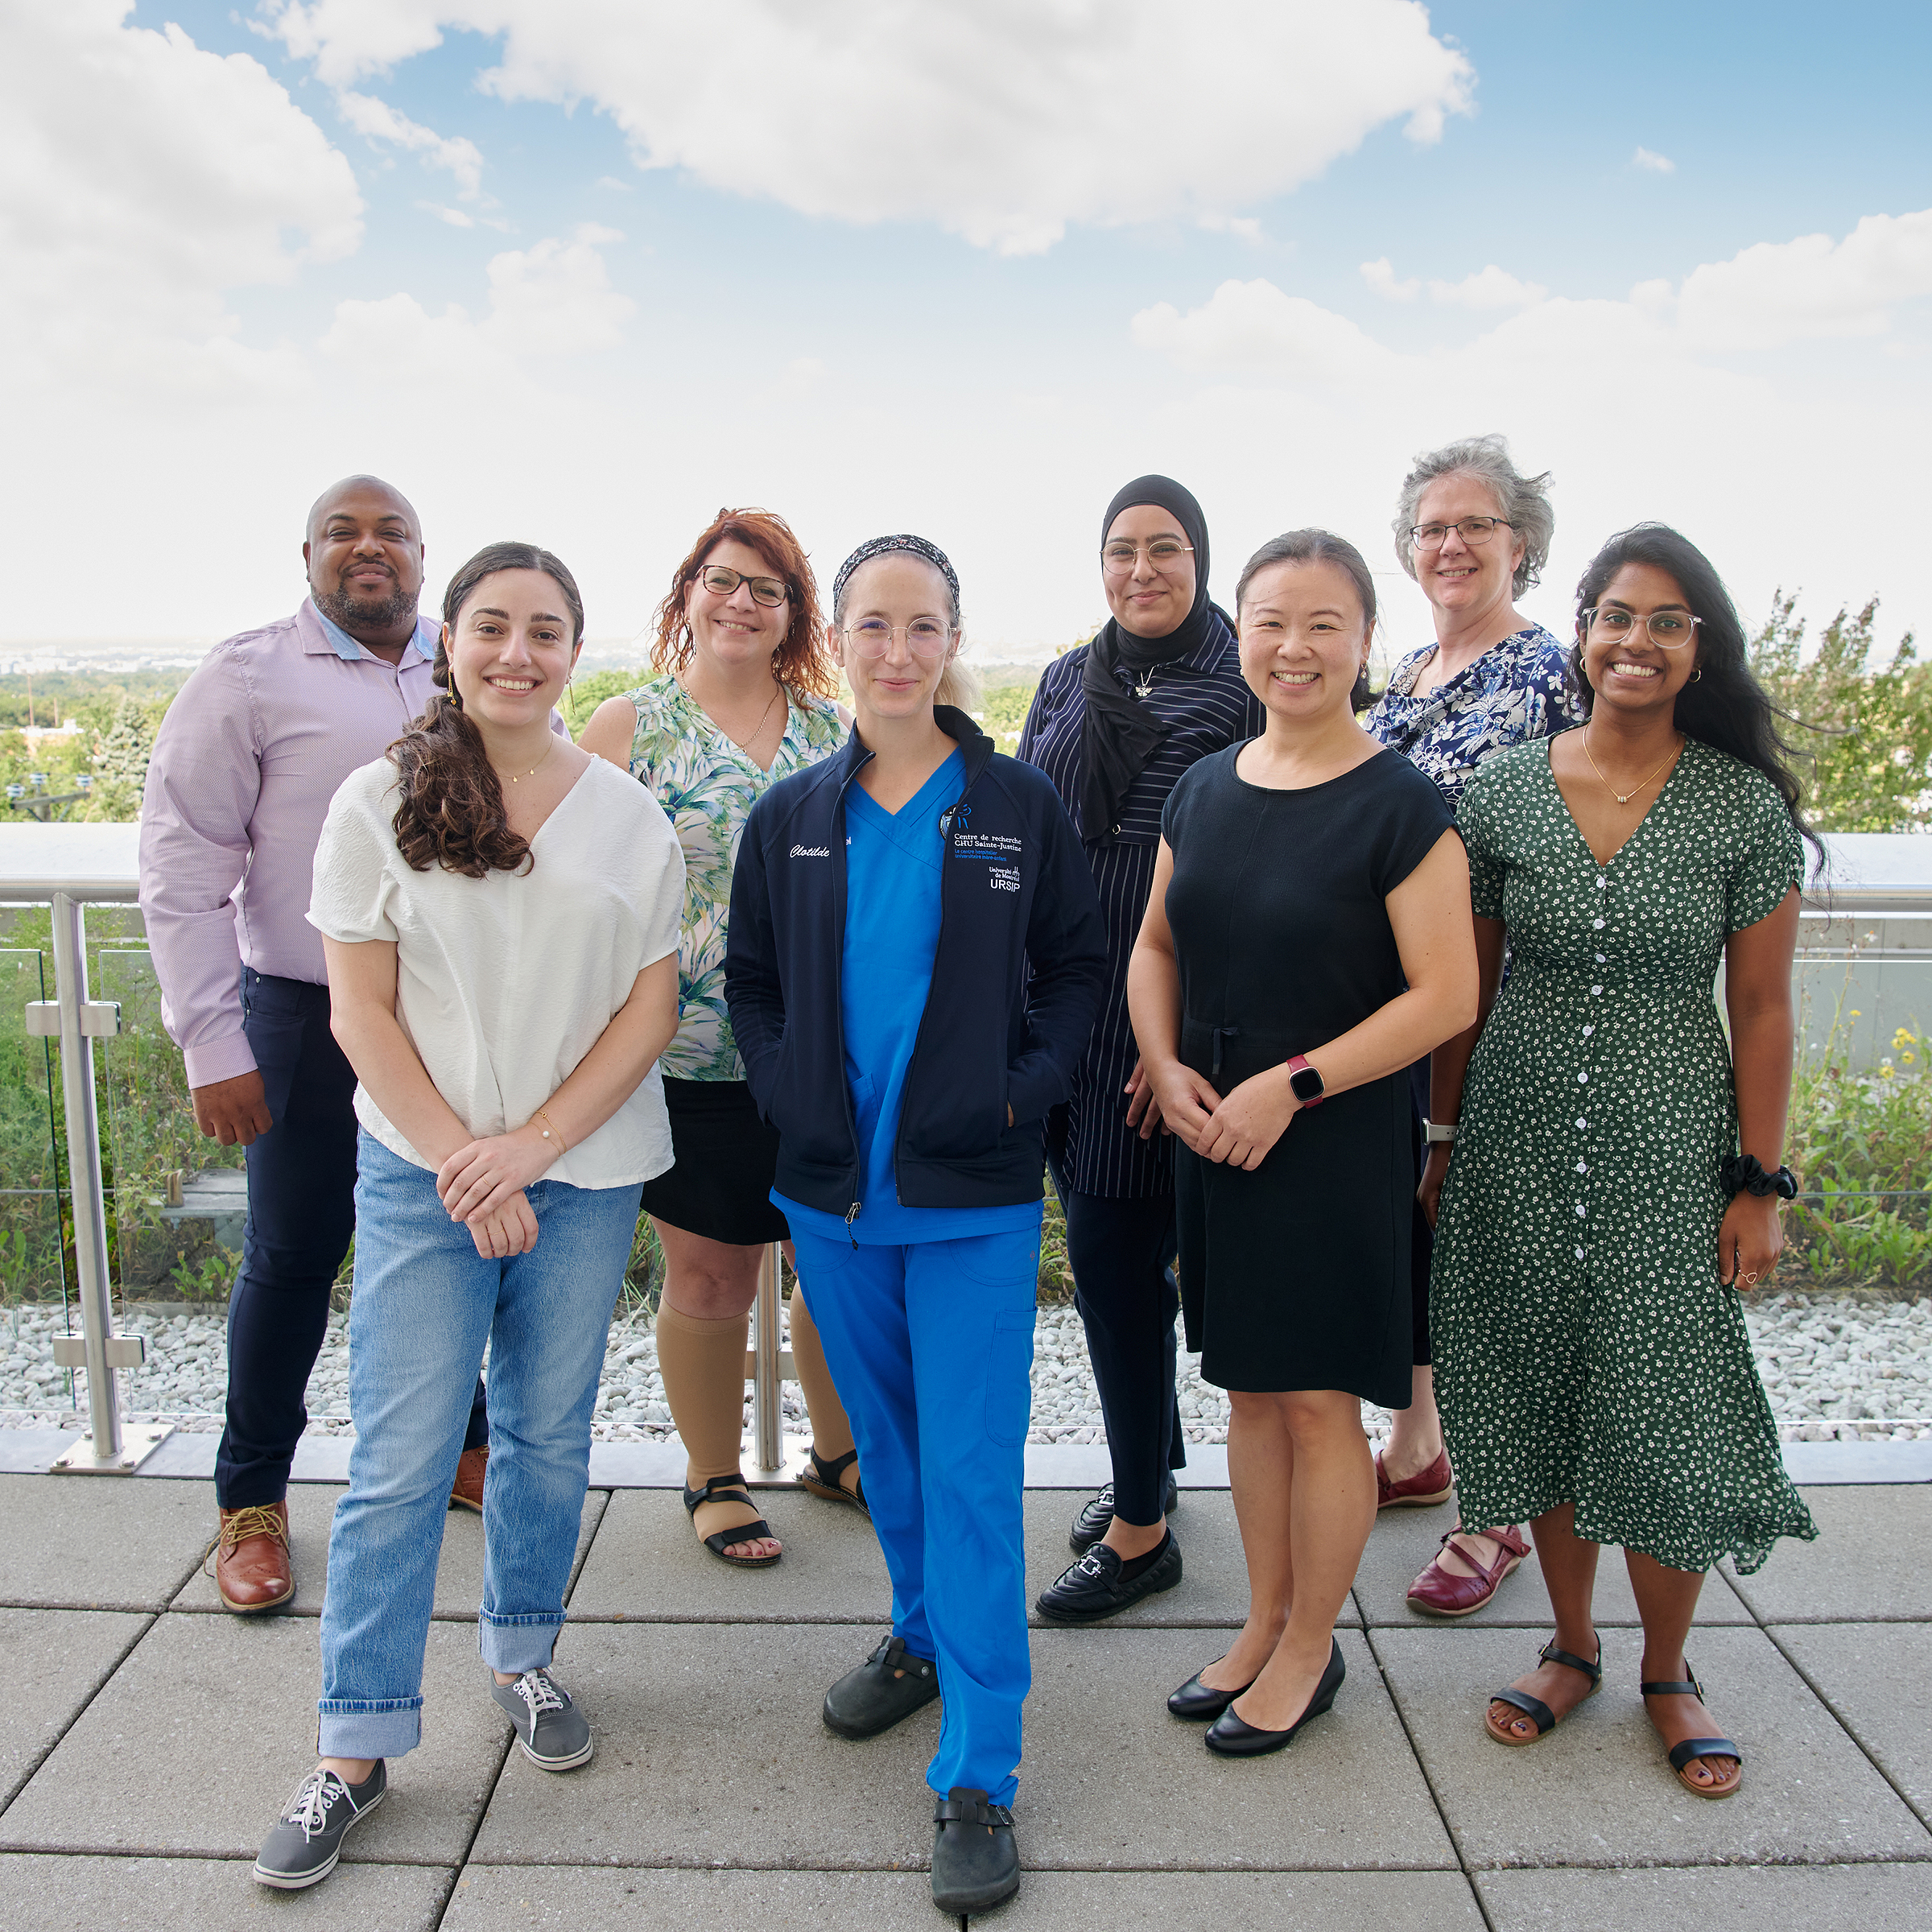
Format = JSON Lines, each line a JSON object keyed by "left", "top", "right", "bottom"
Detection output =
{"left": 1161, "top": 745, "right": 1454, "bottom": 1405}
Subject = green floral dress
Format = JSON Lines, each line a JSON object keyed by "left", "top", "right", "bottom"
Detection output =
{"left": 624, "top": 675, "right": 844, "bottom": 1082}
{"left": 1431, "top": 736, "right": 1818, "bottom": 1575}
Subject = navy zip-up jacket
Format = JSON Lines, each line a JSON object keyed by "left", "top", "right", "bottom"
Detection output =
{"left": 724, "top": 707, "right": 1107, "bottom": 1224}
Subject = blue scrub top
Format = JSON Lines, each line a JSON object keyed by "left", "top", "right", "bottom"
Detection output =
{"left": 775, "top": 747, "right": 1042, "bottom": 1247}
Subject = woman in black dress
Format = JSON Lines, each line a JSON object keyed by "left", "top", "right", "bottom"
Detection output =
{"left": 1129, "top": 530, "right": 1477, "bottom": 1756}
{"left": 1019, "top": 476, "right": 1262, "bottom": 1624}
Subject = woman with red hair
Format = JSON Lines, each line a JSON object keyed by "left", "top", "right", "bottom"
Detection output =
{"left": 581, "top": 509, "right": 861, "bottom": 1567}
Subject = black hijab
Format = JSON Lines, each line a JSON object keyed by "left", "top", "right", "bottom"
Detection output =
{"left": 1079, "top": 474, "right": 1224, "bottom": 839}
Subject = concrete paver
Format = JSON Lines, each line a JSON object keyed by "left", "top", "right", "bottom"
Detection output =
{"left": 1772, "top": 1621, "right": 1932, "bottom": 1822}
{"left": 0, "top": 1609, "right": 149, "bottom": 1808}
{"left": 1722, "top": 1487, "right": 1932, "bottom": 1623}
{"left": 1371, "top": 1622, "right": 1932, "bottom": 1868}
{"left": 168, "top": 1485, "right": 607, "bottom": 1620}
{"left": 441, "top": 1864, "right": 1486, "bottom": 1930}
{"left": 0, "top": 1852, "right": 454, "bottom": 1930}
{"left": 0, "top": 1476, "right": 210, "bottom": 1611}
{"left": 1479, "top": 1861, "right": 1932, "bottom": 1931}
{"left": 1353, "top": 1501, "right": 1753, "bottom": 1628}
{"left": 0, "top": 1612, "right": 511, "bottom": 1867}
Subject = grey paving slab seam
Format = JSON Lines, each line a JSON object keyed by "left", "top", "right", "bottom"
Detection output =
{"left": 441, "top": 1865, "right": 1488, "bottom": 1930}
{"left": 0, "top": 1852, "right": 456, "bottom": 1931}
{"left": 1479, "top": 1862, "right": 1932, "bottom": 1932}
{"left": 167, "top": 1484, "right": 608, "bottom": 1620}
{"left": 1371, "top": 1622, "right": 1932, "bottom": 1869}
{"left": 1721, "top": 1485, "right": 1932, "bottom": 1622}
{"left": 466, "top": 1621, "right": 1454, "bottom": 1873}
{"left": 0, "top": 1475, "right": 211, "bottom": 1611}
{"left": 0, "top": 1609, "right": 152, "bottom": 1811}
{"left": 1769, "top": 1622, "right": 1932, "bottom": 1826}
{"left": 0, "top": 1612, "right": 510, "bottom": 1867}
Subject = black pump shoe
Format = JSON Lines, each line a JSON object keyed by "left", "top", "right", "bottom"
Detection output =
{"left": 1204, "top": 1638, "right": 1345, "bottom": 1757}
{"left": 1069, "top": 1475, "right": 1180, "bottom": 1553}
{"left": 931, "top": 1786, "right": 1019, "bottom": 1914}
{"left": 1167, "top": 1658, "right": 1257, "bottom": 1721}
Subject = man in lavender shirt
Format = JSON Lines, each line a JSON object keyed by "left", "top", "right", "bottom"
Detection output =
{"left": 140, "top": 476, "right": 489, "bottom": 1613}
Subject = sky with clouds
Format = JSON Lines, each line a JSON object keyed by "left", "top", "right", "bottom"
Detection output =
{"left": 2, "top": 1, "right": 1928, "bottom": 666}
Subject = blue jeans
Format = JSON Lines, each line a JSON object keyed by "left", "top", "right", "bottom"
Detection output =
{"left": 790, "top": 1223, "right": 1039, "bottom": 1806}
{"left": 317, "top": 1133, "right": 640, "bottom": 1761}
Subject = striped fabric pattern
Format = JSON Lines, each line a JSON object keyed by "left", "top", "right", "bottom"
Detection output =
{"left": 1018, "top": 614, "right": 1264, "bottom": 1198}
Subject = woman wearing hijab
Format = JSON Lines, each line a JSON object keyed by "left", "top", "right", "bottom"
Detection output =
{"left": 726, "top": 535, "right": 1105, "bottom": 1916}
{"left": 1018, "top": 477, "right": 1263, "bottom": 1624}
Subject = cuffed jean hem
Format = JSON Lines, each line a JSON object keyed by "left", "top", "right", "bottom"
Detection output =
{"left": 477, "top": 1610, "right": 566, "bottom": 1674}
{"left": 318, "top": 1699, "right": 422, "bottom": 1761}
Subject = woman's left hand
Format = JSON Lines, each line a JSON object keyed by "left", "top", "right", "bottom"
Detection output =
{"left": 1195, "top": 1069, "right": 1298, "bottom": 1171}
{"left": 1716, "top": 1191, "right": 1782, "bottom": 1290}
{"left": 438, "top": 1128, "right": 557, "bottom": 1225}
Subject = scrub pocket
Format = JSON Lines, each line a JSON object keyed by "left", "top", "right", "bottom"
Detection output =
{"left": 985, "top": 1308, "right": 1034, "bottom": 1448}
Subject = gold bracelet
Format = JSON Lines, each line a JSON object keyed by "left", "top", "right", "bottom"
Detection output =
{"left": 531, "top": 1106, "right": 567, "bottom": 1153}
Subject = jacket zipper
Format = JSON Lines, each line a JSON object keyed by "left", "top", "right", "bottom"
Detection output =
{"left": 832, "top": 753, "right": 871, "bottom": 1240}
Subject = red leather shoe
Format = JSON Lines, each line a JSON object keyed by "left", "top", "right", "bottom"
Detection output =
{"left": 1406, "top": 1525, "right": 1530, "bottom": 1617}
{"left": 450, "top": 1445, "right": 488, "bottom": 1515}
{"left": 211, "top": 1502, "right": 294, "bottom": 1613}
{"left": 1376, "top": 1445, "right": 1453, "bottom": 1509}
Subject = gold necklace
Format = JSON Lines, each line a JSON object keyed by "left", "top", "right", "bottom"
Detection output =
{"left": 493, "top": 734, "right": 558, "bottom": 786}
{"left": 1583, "top": 724, "right": 1681, "bottom": 807}
{"left": 686, "top": 673, "right": 781, "bottom": 752}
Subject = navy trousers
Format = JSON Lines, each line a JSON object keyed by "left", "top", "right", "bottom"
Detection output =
{"left": 215, "top": 972, "right": 486, "bottom": 1508}
{"left": 1048, "top": 1156, "right": 1186, "bottom": 1527}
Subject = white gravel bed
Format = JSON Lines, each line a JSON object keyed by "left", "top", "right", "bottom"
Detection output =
{"left": 1, "top": 1289, "right": 1927, "bottom": 1445}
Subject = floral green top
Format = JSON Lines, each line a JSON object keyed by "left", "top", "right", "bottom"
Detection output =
{"left": 624, "top": 674, "right": 845, "bottom": 1081}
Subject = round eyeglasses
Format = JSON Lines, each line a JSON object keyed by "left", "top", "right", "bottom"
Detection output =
{"left": 1409, "top": 516, "right": 1513, "bottom": 551}
{"left": 842, "top": 617, "right": 954, "bottom": 660}
{"left": 1101, "top": 538, "right": 1194, "bottom": 576}
{"left": 698, "top": 564, "right": 787, "bottom": 608}
{"left": 1583, "top": 607, "right": 1703, "bottom": 650}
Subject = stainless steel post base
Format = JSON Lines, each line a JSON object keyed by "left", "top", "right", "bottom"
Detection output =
{"left": 51, "top": 1422, "right": 172, "bottom": 1475}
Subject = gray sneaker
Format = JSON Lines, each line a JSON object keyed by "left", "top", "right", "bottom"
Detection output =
{"left": 254, "top": 1761, "right": 386, "bottom": 1889}
{"left": 490, "top": 1668, "right": 593, "bottom": 1770}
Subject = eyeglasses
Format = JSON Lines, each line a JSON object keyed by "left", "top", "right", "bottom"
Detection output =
{"left": 1101, "top": 539, "right": 1194, "bottom": 576}
{"left": 1409, "top": 516, "right": 1513, "bottom": 551}
{"left": 698, "top": 564, "right": 787, "bottom": 608}
{"left": 842, "top": 618, "right": 954, "bottom": 660}
{"left": 1583, "top": 607, "right": 1703, "bottom": 650}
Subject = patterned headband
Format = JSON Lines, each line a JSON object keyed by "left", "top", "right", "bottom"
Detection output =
{"left": 832, "top": 533, "right": 960, "bottom": 613}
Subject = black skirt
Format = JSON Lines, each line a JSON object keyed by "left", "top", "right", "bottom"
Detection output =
{"left": 638, "top": 1078, "right": 791, "bottom": 1246}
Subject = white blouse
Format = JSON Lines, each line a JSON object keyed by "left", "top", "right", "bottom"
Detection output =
{"left": 308, "top": 755, "right": 685, "bottom": 1189}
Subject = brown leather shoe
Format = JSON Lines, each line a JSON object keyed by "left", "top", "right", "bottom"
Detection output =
{"left": 211, "top": 1502, "right": 294, "bottom": 1613}
{"left": 450, "top": 1444, "right": 488, "bottom": 1514}
{"left": 1376, "top": 1445, "right": 1454, "bottom": 1509}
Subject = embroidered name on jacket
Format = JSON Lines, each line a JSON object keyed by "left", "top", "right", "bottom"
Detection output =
{"left": 788, "top": 844, "right": 832, "bottom": 858}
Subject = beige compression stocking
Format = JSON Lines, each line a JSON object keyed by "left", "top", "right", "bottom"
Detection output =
{"left": 654, "top": 1303, "right": 755, "bottom": 1542}
{"left": 787, "top": 1291, "right": 856, "bottom": 1468}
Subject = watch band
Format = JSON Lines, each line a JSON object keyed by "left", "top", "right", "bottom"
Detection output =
{"left": 1286, "top": 1055, "right": 1325, "bottom": 1107}
{"left": 1422, "top": 1119, "right": 1458, "bottom": 1144}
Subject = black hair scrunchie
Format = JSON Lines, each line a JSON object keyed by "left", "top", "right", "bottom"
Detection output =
{"left": 1720, "top": 1154, "right": 1798, "bottom": 1200}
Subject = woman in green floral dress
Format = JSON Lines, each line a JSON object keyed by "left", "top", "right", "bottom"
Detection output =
{"left": 1423, "top": 524, "right": 1818, "bottom": 1802}
{"left": 580, "top": 509, "right": 857, "bottom": 1567}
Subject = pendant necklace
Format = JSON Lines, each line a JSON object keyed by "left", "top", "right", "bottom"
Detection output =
{"left": 1583, "top": 724, "right": 1680, "bottom": 807}
{"left": 495, "top": 734, "right": 558, "bottom": 786}
{"left": 687, "top": 674, "right": 780, "bottom": 752}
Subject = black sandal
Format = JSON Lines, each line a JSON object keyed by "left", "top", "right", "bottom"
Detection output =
{"left": 1484, "top": 1637, "right": 1602, "bottom": 1746}
{"left": 799, "top": 1446, "right": 869, "bottom": 1518}
{"left": 1641, "top": 1662, "right": 1743, "bottom": 1799}
{"left": 682, "top": 1474, "right": 780, "bottom": 1568}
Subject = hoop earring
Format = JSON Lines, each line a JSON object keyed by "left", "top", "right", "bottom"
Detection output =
{"left": 1690, "top": 667, "right": 1703, "bottom": 682}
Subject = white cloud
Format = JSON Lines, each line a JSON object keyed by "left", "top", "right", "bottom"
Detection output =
{"left": 1361, "top": 257, "right": 1420, "bottom": 301}
{"left": 256, "top": 0, "right": 1473, "bottom": 254}
{"left": 1427, "top": 264, "right": 1549, "bottom": 310}
{"left": 1132, "top": 281, "right": 1398, "bottom": 386}
{"left": 336, "top": 89, "right": 485, "bottom": 197}
{"left": 1633, "top": 147, "right": 1676, "bottom": 174}
{"left": 0, "top": 2, "right": 361, "bottom": 391}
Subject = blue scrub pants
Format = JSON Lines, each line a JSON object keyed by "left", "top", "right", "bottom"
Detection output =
{"left": 789, "top": 1224, "right": 1039, "bottom": 1806}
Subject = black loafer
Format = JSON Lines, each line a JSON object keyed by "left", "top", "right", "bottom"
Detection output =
{"left": 1205, "top": 1637, "right": 1345, "bottom": 1757}
{"left": 1167, "top": 1658, "right": 1257, "bottom": 1721}
{"left": 822, "top": 1633, "right": 940, "bottom": 1740}
{"left": 1069, "top": 1475, "right": 1180, "bottom": 1553}
{"left": 1034, "top": 1530, "right": 1182, "bottom": 1624}
{"left": 931, "top": 1785, "right": 1019, "bottom": 1914}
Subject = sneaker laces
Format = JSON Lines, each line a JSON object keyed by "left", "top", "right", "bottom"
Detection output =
{"left": 283, "top": 1768, "right": 346, "bottom": 1840}
{"left": 217, "top": 1505, "right": 287, "bottom": 1552}
{"left": 514, "top": 1670, "right": 566, "bottom": 1716}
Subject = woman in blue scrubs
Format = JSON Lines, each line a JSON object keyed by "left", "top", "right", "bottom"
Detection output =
{"left": 725, "top": 535, "right": 1105, "bottom": 1917}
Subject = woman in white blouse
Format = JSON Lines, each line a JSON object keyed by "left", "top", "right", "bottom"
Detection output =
{"left": 254, "top": 543, "right": 683, "bottom": 1893}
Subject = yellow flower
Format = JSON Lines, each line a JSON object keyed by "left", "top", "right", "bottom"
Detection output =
{"left": 1879, "top": 1064, "right": 1896, "bottom": 1080}
{"left": 1894, "top": 1026, "right": 1918, "bottom": 1047}
{"left": 1906, "top": 1051, "right": 1919, "bottom": 1065}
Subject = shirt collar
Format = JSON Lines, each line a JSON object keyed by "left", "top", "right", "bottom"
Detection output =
{"left": 312, "top": 601, "right": 437, "bottom": 667}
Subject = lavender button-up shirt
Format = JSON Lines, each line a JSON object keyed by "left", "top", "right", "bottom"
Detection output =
{"left": 138, "top": 599, "right": 440, "bottom": 1088}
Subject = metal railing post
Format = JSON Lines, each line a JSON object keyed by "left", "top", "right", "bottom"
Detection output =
{"left": 750, "top": 1241, "right": 783, "bottom": 1472}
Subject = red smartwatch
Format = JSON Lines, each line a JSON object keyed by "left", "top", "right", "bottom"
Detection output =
{"left": 1286, "top": 1054, "right": 1326, "bottom": 1107}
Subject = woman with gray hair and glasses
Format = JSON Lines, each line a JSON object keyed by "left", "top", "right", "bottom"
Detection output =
{"left": 1366, "top": 433, "right": 1582, "bottom": 1619}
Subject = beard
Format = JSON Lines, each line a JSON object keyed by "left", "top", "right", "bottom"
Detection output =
{"left": 315, "top": 577, "right": 418, "bottom": 632}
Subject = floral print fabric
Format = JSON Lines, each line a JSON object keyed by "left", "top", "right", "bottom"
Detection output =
{"left": 1430, "top": 737, "right": 1818, "bottom": 1575}
{"left": 624, "top": 674, "right": 844, "bottom": 1081}
{"left": 1367, "top": 623, "right": 1583, "bottom": 806}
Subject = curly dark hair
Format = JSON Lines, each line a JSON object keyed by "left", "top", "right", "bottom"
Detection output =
{"left": 390, "top": 541, "right": 585, "bottom": 877}
{"left": 650, "top": 507, "right": 836, "bottom": 696}
{"left": 1566, "top": 522, "right": 1823, "bottom": 869}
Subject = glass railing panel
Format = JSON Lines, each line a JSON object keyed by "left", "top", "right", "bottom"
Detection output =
{"left": 0, "top": 947, "right": 68, "bottom": 1307}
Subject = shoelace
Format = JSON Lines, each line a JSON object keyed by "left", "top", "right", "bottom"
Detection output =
{"left": 219, "top": 1505, "right": 287, "bottom": 1551}
{"left": 515, "top": 1670, "right": 566, "bottom": 1716}
{"left": 284, "top": 1769, "right": 346, "bottom": 1840}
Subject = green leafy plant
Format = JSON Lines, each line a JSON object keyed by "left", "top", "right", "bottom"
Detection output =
{"left": 168, "top": 1247, "right": 239, "bottom": 1300}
